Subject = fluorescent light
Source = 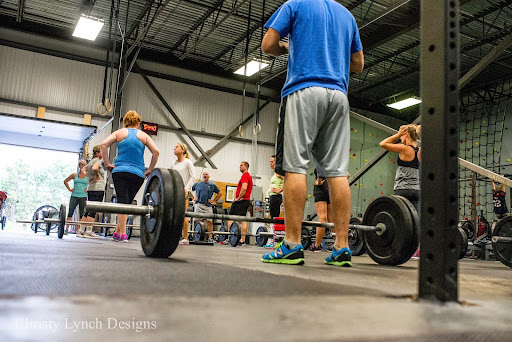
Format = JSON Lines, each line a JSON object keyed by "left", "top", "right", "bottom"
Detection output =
{"left": 234, "top": 60, "right": 269, "bottom": 76}
{"left": 387, "top": 97, "right": 422, "bottom": 110}
{"left": 73, "top": 15, "right": 104, "bottom": 41}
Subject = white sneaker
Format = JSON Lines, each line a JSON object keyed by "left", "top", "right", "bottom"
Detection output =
{"left": 84, "top": 231, "right": 99, "bottom": 239}
{"left": 76, "top": 230, "right": 85, "bottom": 238}
{"left": 179, "top": 239, "right": 189, "bottom": 245}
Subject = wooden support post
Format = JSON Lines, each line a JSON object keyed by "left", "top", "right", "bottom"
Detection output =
{"left": 36, "top": 107, "right": 46, "bottom": 119}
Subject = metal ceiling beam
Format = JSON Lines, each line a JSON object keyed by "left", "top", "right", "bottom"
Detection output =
{"left": 179, "top": 0, "right": 250, "bottom": 60}
{"left": 169, "top": 0, "right": 225, "bottom": 53}
{"left": 16, "top": 0, "right": 25, "bottom": 23}
{"left": 459, "top": 31, "right": 512, "bottom": 88}
{"left": 193, "top": 99, "right": 272, "bottom": 166}
{"left": 133, "top": 62, "right": 217, "bottom": 169}
{"left": 125, "top": 0, "right": 155, "bottom": 39}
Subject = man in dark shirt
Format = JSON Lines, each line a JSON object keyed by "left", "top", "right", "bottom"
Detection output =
{"left": 192, "top": 171, "right": 221, "bottom": 240}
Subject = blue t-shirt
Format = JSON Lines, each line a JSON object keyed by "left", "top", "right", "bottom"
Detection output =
{"left": 192, "top": 181, "right": 220, "bottom": 207}
{"left": 265, "top": 0, "right": 363, "bottom": 98}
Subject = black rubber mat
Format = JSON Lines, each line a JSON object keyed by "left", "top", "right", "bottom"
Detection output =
{"left": 0, "top": 236, "right": 376, "bottom": 297}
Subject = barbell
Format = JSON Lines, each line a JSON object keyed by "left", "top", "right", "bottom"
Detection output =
{"left": 82, "top": 168, "right": 421, "bottom": 265}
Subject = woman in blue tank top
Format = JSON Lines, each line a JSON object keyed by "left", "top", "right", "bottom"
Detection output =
{"left": 101, "top": 110, "right": 160, "bottom": 242}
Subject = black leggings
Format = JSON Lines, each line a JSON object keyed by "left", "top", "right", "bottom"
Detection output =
{"left": 268, "top": 194, "right": 282, "bottom": 218}
{"left": 394, "top": 189, "right": 420, "bottom": 214}
{"left": 112, "top": 172, "right": 145, "bottom": 204}
{"left": 68, "top": 196, "right": 86, "bottom": 218}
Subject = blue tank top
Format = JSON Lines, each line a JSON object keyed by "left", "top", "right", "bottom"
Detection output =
{"left": 72, "top": 173, "right": 88, "bottom": 198}
{"left": 112, "top": 128, "right": 145, "bottom": 178}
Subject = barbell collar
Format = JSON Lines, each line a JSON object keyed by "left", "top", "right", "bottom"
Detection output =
{"left": 86, "top": 201, "right": 154, "bottom": 216}
{"left": 492, "top": 236, "right": 512, "bottom": 243}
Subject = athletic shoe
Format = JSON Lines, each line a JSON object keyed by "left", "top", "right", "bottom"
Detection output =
{"left": 325, "top": 247, "right": 352, "bottom": 267}
{"left": 112, "top": 232, "right": 120, "bottom": 241}
{"left": 237, "top": 241, "right": 247, "bottom": 246}
{"left": 261, "top": 241, "right": 305, "bottom": 265}
{"left": 76, "top": 230, "right": 85, "bottom": 238}
{"left": 84, "top": 231, "right": 99, "bottom": 239}
{"left": 411, "top": 249, "right": 420, "bottom": 259}
{"left": 179, "top": 239, "right": 189, "bottom": 245}
{"left": 308, "top": 244, "right": 322, "bottom": 252}
{"left": 119, "top": 234, "right": 128, "bottom": 242}
{"left": 263, "top": 243, "right": 274, "bottom": 249}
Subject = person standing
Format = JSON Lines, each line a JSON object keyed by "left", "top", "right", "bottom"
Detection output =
{"left": 379, "top": 124, "right": 421, "bottom": 213}
{"left": 79, "top": 145, "right": 106, "bottom": 239}
{"left": 192, "top": 171, "right": 221, "bottom": 241}
{"left": 227, "top": 162, "right": 253, "bottom": 245}
{"left": 170, "top": 143, "right": 196, "bottom": 245}
{"left": 101, "top": 110, "right": 160, "bottom": 242}
{"left": 261, "top": 0, "right": 364, "bottom": 266}
{"left": 63, "top": 159, "right": 88, "bottom": 234}
{"left": 492, "top": 179, "right": 509, "bottom": 220}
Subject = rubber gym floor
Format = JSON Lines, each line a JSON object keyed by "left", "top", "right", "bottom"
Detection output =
{"left": 0, "top": 231, "right": 511, "bottom": 342}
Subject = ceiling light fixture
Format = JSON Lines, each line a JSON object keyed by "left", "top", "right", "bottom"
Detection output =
{"left": 387, "top": 97, "right": 422, "bottom": 110}
{"left": 234, "top": 60, "right": 270, "bottom": 77}
{"left": 72, "top": 15, "right": 104, "bottom": 41}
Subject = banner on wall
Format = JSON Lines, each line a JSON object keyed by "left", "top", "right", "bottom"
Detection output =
{"left": 141, "top": 122, "right": 158, "bottom": 136}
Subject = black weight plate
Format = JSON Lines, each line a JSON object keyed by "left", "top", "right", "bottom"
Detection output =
{"left": 301, "top": 227, "right": 312, "bottom": 250}
{"left": 229, "top": 221, "right": 241, "bottom": 247}
{"left": 459, "top": 220, "right": 474, "bottom": 240}
{"left": 393, "top": 196, "right": 420, "bottom": 264}
{"left": 218, "top": 225, "right": 227, "bottom": 242}
{"left": 256, "top": 226, "right": 268, "bottom": 247}
{"left": 141, "top": 168, "right": 184, "bottom": 258}
{"left": 58, "top": 205, "right": 66, "bottom": 239}
{"left": 456, "top": 227, "right": 468, "bottom": 260}
{"left": 363, "top": 196, "right": 414, "bottom": 266}
{"left": 194, "top": 221, "right": 206, "bottom": 242}
{"left": 492, "top": 216, "right": 512, "bottom": 268}
{"left": 349, "top": 217, "right": 366, "bottom": 256}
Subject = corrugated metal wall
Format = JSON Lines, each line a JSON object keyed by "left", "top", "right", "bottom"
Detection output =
{"left": 0, "top": 44, "right": 280, "bottom": 193}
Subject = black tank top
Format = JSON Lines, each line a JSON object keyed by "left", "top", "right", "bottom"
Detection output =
{"left": 397, "top": 146, "right": 420, "bottom": 169}
{"left": 493, "top": 190, "right": 508, "bottom": 214}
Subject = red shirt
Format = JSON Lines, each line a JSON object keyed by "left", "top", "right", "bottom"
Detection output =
{"left": 0, "top": 191, "right": 6, "bottom": 201}
{"left": 236, "top": 172, "right": 253, "bottom": 200}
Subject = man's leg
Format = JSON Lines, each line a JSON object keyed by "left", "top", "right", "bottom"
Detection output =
{"left": 326, "top": 176, "right": 350, "bottom": 250}
{"left": 283, "top": 172, "right": 307, "bottom": 244}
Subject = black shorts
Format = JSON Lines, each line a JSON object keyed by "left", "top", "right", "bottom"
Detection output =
{"left": 112, "top": 172, "right": 145, "bottom": 204}
{"left": 84, "top": 191, "right": 105, "bottom": 218}
{"left": 229, "top": 200, "right": 251, "bottom": 216}
{"left": 313, "top": 185, "right": 330, "bottom": 204}
{"left": 68, "top": 196, "right": 86, "bottom": 218}
{"left": 268, "top": 194, "right": 282, "bottom": 218}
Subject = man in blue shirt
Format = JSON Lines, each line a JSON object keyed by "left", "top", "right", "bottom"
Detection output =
{"left": 192, "top": 171, "right": 221, "bottom": 240}
{"left": 261, "top": 0, "right": 364, "bottom": 267}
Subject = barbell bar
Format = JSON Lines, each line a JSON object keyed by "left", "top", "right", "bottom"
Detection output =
{"left": 17, "top": 219, "right": 139, "bottom": 229}
{"left": 86, "top": 202, "right": 387, "bottom": 234}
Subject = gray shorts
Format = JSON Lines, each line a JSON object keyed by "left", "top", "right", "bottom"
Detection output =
{"left": 275, "top": 87, "right": 350, "bottom": 177}
{"left": 194, "top": 203, "right": 213, "bottom": 222}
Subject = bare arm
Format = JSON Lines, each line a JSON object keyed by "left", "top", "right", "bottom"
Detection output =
{"left": 261, "top": 28, "right": 288, "bottom": 56}
{"left": 379, "top": 126, "right": 409, "bottom": 153}
{"left": 64, "top": 173, "right": 76, "bottom": 192}
{"left": 212, "top": 191, "right": 222, "bottom": 202}
{"left": 101, "top": 131, "right": 119, "bottom": 172}
{"left": 350, "top": 50, "right": 364, "bottom": 73}
{"left": 140, "top": 132, "right": 160, "bottom": 177}
{"left": 236, "top": 183, "right": 248, "bottom": 201}
{"left": 492, "top": 179, "right": 496, "bottom": 191}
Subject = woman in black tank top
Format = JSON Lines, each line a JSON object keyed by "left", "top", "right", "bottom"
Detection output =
{"left": 379, "top": 124, "right": 422, "bottom": 213}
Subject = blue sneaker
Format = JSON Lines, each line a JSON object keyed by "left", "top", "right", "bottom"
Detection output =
{"left": 325, "top": 247, "right": 352, "bottom": 267}
{"left": 262, "top": 241, "right": 305, "bottom": 265}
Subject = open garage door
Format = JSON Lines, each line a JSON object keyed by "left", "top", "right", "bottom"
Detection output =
{"left": 0, "top": 113, "right": 96, "bottom": 153}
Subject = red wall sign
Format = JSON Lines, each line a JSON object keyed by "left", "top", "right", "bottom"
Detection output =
{"left": 141, "top": 122, "right": 158, "bottom": 135}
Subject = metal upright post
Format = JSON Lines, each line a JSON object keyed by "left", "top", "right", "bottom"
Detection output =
{"left": 419, "top": 0, "right": 460, "bottom": 301}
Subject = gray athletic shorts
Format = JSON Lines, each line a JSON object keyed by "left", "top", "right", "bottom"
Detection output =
{"left": 275, "top": 87, "right": 350, "bottom": 177}
{"left": 194, "top": 203, "right": 213, "bottom": 222}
